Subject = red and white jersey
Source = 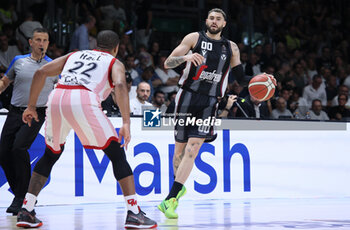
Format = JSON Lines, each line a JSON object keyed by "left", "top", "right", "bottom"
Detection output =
{"left": 59, "top": 50, "right": 116, "bottom": 101}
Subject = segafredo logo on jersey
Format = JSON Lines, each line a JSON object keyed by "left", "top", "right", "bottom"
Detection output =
{"left": 199, "top": 70, "right": 222, "bottom": 82}
{"left": 192, "top": 65, "right": 222, "bottom": 82}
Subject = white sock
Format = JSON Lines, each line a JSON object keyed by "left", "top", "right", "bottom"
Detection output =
{"left": 22, "top": 193, "right": 37, "bottom": 212}
{"left": 124, "top": 194, "right": 139, "bottom": 214}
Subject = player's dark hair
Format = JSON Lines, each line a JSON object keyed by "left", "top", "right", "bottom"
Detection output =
{"left": 97, "top": 30, "right": 120, "bottom": 51}
{"left": 208, "top": 8, "right": 227, "bottom": 20}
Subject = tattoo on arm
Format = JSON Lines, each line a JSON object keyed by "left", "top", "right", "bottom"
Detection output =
{"left": 173, "top": 147, "right": 186, "bottom": 176}
{"left": 231, "top": 41, "right": 239, "bottom": 52}
{"left": 165, "top": 56, "right": 186, "bottom": 68}
{"left": 27, "top": 172, "right": 48, "bottom": 196}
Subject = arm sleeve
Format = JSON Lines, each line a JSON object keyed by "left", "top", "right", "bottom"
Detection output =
{"left": 231, "top": 64, "right": 246, "bottom": 86}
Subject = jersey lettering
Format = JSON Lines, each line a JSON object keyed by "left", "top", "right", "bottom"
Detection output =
{"left": 68, "top": 61, "right": 98, "bottom": 78}
{"left": 201, "top": 41, "right": 212, "bottom": 51}
{"left": 59, "top": 50, "right": 115, "bottom": 101}
{"left": 68, "top": 61, "right": 84, "bottom": 74}
{"left": 193, "top": 65, "right": 208, "bottom": 80}
{"left": 64, "top": 75, "right": 78, "bottom": 84}
{"left": 198, "top": 123, "right": 210, "bottom": 134}
{"left": 79, "top": 53, "right": 101, "bottom": 61}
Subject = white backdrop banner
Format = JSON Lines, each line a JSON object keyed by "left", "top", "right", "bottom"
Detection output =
{"left": 1, "top": 116, "right": 350, "bottom": 207}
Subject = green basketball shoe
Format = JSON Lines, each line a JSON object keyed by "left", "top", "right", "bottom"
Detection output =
{"left": 176, "top": 185, "right": 186, "bottom": 200}
{"left": 158, "top": 198, "right": 178, "bottom": 219}
{"left": 158, "top": 186, "right": 187, "bottom": 218}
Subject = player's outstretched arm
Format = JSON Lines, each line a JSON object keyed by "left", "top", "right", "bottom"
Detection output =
{"left": 23, "top": 53, "right": 69, "bottom": 126}
{"left": 111, "top": 60, "right": 131, "bottom": 149}
{"left": 164, "top": 32, "right": 204, "bottom": 69}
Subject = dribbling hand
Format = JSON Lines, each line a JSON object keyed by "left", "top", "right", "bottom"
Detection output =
{"left": 22, "top": 107, "right": 39, "bottom": 127}
{"left": 185, "top": 53, "right": 205, "bottom": 66}
{"left": 263, "top": 72, "right": 277, "bottom": 86}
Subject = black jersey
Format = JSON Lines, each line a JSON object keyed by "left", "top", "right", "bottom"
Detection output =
{"left": 179, "top": 31, "right": 232, "bottom": 97}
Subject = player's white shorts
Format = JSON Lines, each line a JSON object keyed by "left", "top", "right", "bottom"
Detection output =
{"left": 45, "top": 85, "right": 118, "bottom": 153}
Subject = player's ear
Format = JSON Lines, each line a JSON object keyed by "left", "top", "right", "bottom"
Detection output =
{"left": 223, "top": 20, "right": 226, "bottom": 28}
{"left": 112, "top": 44, "right": 119, "bottom": 57}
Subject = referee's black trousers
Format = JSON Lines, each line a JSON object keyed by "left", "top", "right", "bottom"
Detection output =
{"left": 0, "top": 106, "right": 46, "bottom": 199}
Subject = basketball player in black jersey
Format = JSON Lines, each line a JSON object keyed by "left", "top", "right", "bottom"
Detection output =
{"left": 158, "top": 8, "right": 274, "bottom": 219}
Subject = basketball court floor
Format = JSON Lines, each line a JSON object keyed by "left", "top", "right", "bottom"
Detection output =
{"left": 1, "top": 198, "right": 349, "bottom": 229}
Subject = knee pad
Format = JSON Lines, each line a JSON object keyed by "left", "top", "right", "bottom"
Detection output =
{"left": 33, "top": 146, "right": 64, "bottom": 178}
{"left": 103, "top": 141, "right": 133, "bottom": 180}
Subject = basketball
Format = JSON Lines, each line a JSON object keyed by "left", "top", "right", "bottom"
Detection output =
{"left": 248, "top": 73, "right": 276, "bottom": 101}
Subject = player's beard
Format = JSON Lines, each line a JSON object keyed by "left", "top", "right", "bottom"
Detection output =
{"left": 206, "top": 22, "right": 223, "bottom": 35}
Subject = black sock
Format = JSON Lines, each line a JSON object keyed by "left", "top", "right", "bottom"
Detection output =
{"left": 166, "top": 181, "right": 183, "bottom": 200}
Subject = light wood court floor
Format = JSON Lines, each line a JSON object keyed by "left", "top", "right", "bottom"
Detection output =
{"left": 1, "top": 198, "right": 350, "bottom": 230}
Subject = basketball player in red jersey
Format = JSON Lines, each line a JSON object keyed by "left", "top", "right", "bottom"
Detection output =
{"left": 158, "top": 8, "right": 276, "bottom": 219}
{"left": 16, "top": 30, "right": 157, "bottom": 229}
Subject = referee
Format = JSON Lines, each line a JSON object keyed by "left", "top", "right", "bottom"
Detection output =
{"left": 0, "top": 28, "right": 58, "bottom": 215}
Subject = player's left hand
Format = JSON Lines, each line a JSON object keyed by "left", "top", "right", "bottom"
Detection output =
{"left": 119, "top": 123, "right": 131, "bottom": 150}
{"left": 22, "top": 106, "right": 39, "bottom": 127}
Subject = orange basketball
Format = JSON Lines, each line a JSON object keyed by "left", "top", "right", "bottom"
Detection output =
{"left": 248, "top": 73, "right": 276, "bottom": 101}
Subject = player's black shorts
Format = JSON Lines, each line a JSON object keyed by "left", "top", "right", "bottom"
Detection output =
{"left": 174, "top": 88, "right": 218, "bottom": 143}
